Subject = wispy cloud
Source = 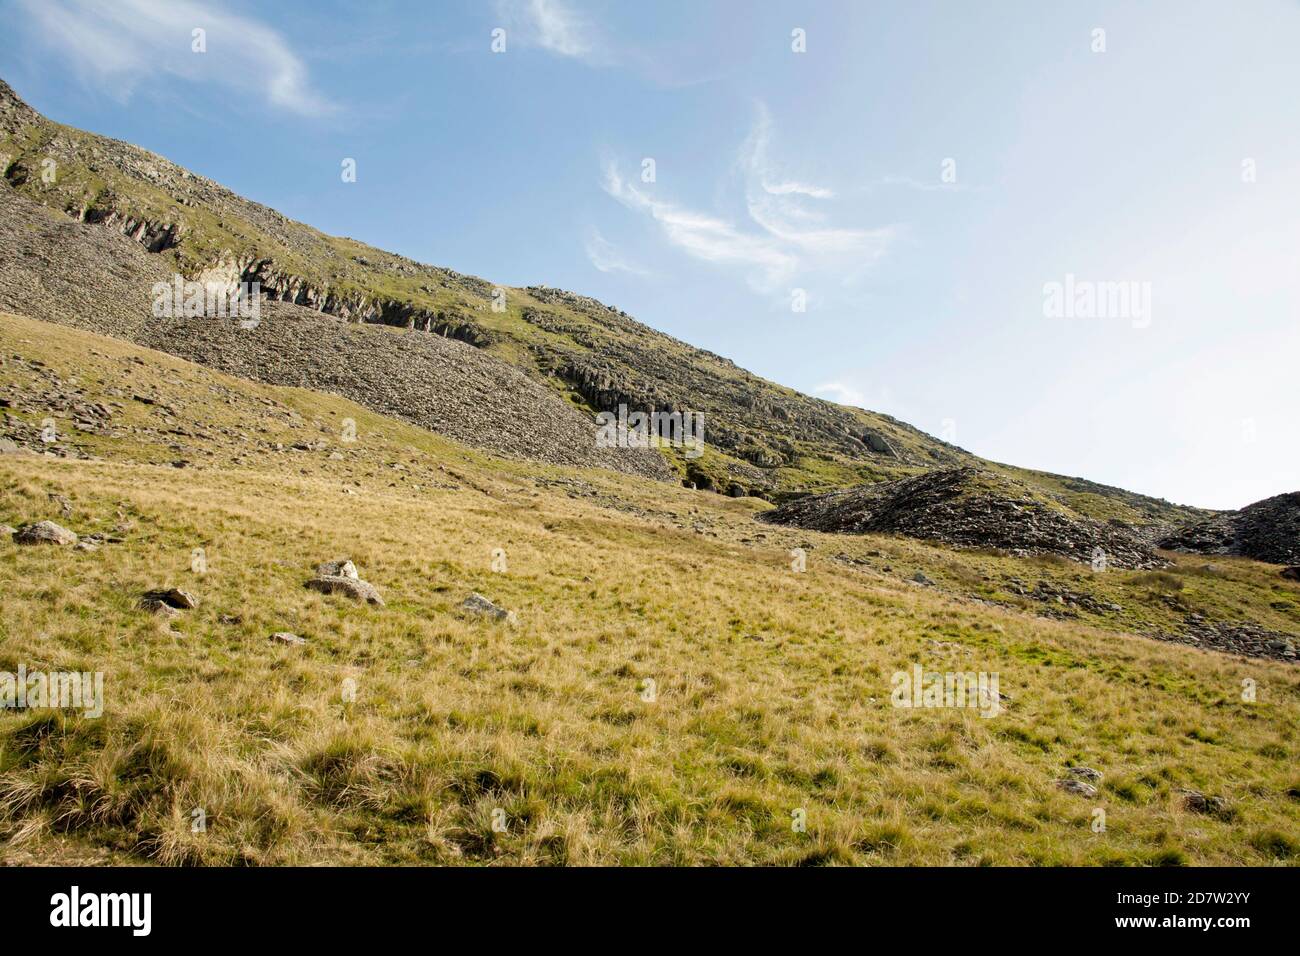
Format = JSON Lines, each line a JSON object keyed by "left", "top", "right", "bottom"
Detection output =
{"left": 762, "top": 180, "right": 834, "bottom": 199}
{"left": 602, "top": 161, "right": 796, "bottom": 289}
{"left": 601, "top": 103, "right": 897, "bottom": 292}
{"left": 494, "top": 0, "right": 607, "bottom": 64}
{"left": 15, "top": 0, "right": 332, "bottom": 116}
{"left": 741, "top": 104, "right": 895, "bottom": 264}
{"left": 584, "top": 228, "right": 651, "bottom": 276}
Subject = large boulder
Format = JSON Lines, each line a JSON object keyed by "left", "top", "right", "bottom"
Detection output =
{"left": 13, "top": 520, "right": 78, "bottom": 546}
{"left": 306, "top": 574, "right": 384, "bottom": 606}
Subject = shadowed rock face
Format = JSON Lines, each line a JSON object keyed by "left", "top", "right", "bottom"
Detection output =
{"left": 1159, "top": 492, "right": 1300, "bottom": 565}
{"left": 760, "top": 466, "right": 1164, "bottom": 569}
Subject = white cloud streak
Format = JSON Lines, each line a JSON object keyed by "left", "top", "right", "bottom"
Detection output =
{"left": 494, "top": 0, "right": 606, "bottom": 64}
{"left": 763, "top": 180, "right": 834, "bottom": 199}
{"left": 602, "top": 162, "right": 796, "bottom": 289}
{"left": 601, "top": 103, "right": 896, "bottom": 292}
{"left": 15, "top": 0, "right": 332, "bottom": 116}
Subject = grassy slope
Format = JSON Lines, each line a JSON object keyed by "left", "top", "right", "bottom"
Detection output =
{"left": 0, "top": 80, "right": 1207, "bottom": 521}
{"left": 1, "top": 312, "right": 1297, "bottom": 866}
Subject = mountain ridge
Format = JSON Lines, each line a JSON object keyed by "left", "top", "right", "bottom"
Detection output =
{"left": 0, "top": 75, "right": 1209, "bottom": 525}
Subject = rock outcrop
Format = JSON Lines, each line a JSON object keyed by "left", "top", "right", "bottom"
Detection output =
{"left": 760, "top": 467, "right": 1163, "bottom": 569}
{"left": 1159, "top": 492, "right": 1300, "bottom": 565}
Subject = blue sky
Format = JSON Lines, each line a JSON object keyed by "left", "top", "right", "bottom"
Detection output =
{"left": 2, "top": 0, "right": 1297, "bottom": 509}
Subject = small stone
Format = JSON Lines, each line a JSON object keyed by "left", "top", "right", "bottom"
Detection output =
{"left": 1066, "top": 766, "right": 1103, "bottom": 783}
{"left": 1178, "top": 788, "right": 1231, "bottom": 818}
{"left": 461, "top": 592, "right": 517, "bottom": 625}
{"left": 1280, "top": 566, "right": 1300, "bottom": 582}
{"left": 13, "top": 520, "right": 78, "bottom": 546}
{"left": 269, "top": 632, "right": 307, "bottom": 646}
{"left": 141, "top": 588, "right": 199, "bottom": 610}
{"left": 912, "top": 570, "right": 934, "bottom": 586}
{"left": 1057, "top": 778, "right": 1098, "bottom": 798}
{"left": 138, "top": 598, "right": 179, "bottom": 617}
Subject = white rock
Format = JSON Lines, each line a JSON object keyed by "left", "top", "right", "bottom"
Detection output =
{"left": 316, "top": 559, "right": 359, "bottom": 580}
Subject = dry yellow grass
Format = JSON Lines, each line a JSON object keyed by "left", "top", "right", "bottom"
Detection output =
{"left": 1, "top": 313, "right": 1297, "bottom": 865}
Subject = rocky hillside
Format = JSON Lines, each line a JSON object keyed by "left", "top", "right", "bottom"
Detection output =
{"left": 761, "top": 467, "right": 1165, "bottom": 569}
{"left": 0, "top": 186, "right": 669, "bottom": 479}
{"left": 0, "top": 74, "right": 1218, "bottom": 521}
{"left": 0, "top": 76, "right": 966, "bottom": 498}
{"left": 1160, "top": 492, "right": 1300, "bottom": 565}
